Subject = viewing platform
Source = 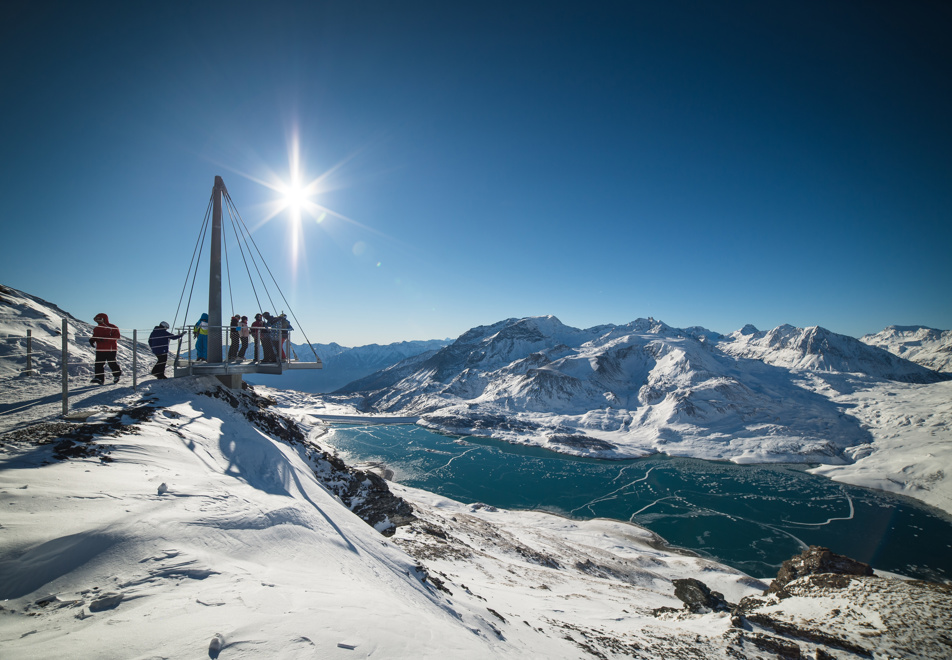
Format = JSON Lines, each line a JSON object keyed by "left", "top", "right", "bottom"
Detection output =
{"left": 170, "top": 176, "right": 323, "bottom": 389}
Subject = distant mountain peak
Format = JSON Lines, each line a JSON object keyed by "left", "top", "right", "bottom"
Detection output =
{"left": 860, "top": 325, "right": 952, "bottom": 375}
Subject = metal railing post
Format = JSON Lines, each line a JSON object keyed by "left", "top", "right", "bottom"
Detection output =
{"left": 61, "top": 318, "right": 68, "bottom": 416}
{"left": 26, "top": 329, "right": 33, "bottom": 376}
{"left": 133, "top": 329, "right": 138, "bottom": 391}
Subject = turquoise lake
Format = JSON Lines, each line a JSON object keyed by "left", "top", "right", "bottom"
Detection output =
{"left": 322, "top": 424, "right": 952, "bottom": 582}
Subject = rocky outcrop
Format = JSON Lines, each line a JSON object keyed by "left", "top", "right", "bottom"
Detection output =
{"left": 727, "top": 546, "right": 952, "bottom": 659}
{"left": 766, "top": 545, "right": 873, "bottom": 596}
{"left": 671, "top": 578, "right": 732, "bottom": 613}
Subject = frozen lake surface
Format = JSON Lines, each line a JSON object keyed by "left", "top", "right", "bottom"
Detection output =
{"left": 323, "top": 423, "right": 952, "bottom": 581}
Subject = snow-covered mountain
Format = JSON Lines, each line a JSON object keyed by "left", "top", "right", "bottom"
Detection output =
{"left": 331, "top": 315, "right": 952, "bottom": 514}
{"left": 334, "top": 316, "right": 946, "bottom": 462}
{"left": 245, "top": 339, "right": 450, "bottom": 393}
{"left": 7, "top": 286, "right": 950, "bottom": 658}
{"left": 860, "top": 325, "right": 952, "bottom": 375}
{"left": 720, "top": 323, "right": 947, "bottom": 381}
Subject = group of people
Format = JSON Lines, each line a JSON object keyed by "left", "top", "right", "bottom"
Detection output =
{"left": 87, "top": 311, "right": 295, "bottom": 385}
{"left": 190, "top": 311, "right": 293, "bottom": 365}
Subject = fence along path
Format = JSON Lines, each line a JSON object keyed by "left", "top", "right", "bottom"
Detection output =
{"left": 0, "top": 318, "right": 160, "bottom": 421}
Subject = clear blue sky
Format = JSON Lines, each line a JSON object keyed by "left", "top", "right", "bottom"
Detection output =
{"left": 2, "top": 1, "right": 949, "bottom": 345}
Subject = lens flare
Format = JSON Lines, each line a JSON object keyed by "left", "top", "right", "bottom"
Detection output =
{"left": 220, "top": 124, "right": 407, "bottom": 282}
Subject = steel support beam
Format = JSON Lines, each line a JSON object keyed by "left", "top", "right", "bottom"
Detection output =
{"left": 208, "top": 176, "right": 225, "bottom": 363}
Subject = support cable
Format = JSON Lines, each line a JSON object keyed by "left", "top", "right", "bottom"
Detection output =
{"left": 225, "top": 200, "right": 265, "bottom": 316}
{"left": 224, "top": 193, "right": 279, "bottom": 314}
{"left": 223, "top": 190, "right": 321, "bottom": 363}
{"left": 222, "top": 204, "right": 235, "bottom": 319}
{"left": 173, "top": 195, "right": 214, "bottom": 330}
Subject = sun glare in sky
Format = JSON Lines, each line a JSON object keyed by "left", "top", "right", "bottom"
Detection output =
{"left": 232, "top": 127, "right": 402, "bottom": 280}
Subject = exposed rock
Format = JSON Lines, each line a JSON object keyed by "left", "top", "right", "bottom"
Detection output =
{"left": 767, "top": 546, "right": 872, "bottom": 596}
{"left": 88, "top": 592, "right": 123, "bottom": 612}
{"left": 0, "top": 402, "right": 158, "bottom": 462}
{"left": 734, "top": 572, "right": 952, "bottom": 659}
{"left": 671, "top": 577, "right": 731, "bottom": 613}
{"left": 546, "top": 434, "right": 616, "bottom": 451}
{"left": 742, "top": 631, "right": 802, "bottom": 659}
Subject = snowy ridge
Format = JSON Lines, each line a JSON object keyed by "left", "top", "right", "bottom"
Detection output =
{"left": 719, "top": 323, "right": 945, "bottom": 381}
{"left": 860, "top": 324, "right": 952, "bottom": 375}
{"left": 337, "top": 317, "right": 944, "bottom": 460}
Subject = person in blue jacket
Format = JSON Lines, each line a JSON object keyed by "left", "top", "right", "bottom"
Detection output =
{"left": 149, "top": 321, "right": 185, "bottom": 379}
{"left": 193, "top": 313, "right": 209, "bottom": 361}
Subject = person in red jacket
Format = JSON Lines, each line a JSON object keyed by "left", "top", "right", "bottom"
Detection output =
{"left": 89, "top": 312, "right": 122, "bottom": 385}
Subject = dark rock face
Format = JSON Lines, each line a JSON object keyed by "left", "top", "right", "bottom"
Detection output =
{"left": 743, "top": 631, "right": 802, "bottom": 659}
{"left": 317, "top": 452, "right": 416, "bottom": 535}
{"left": 672, "top": 578, "right": 731, "bottom": 613}
{"left": 767, "top": 545, "right": 873, "bottom": 596}
{"left": 547, "top": 434, "right": 617, "bottom": 452}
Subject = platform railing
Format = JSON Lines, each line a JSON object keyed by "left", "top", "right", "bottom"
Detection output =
{"left": 173, "top": 325, "right": 297, "bottom": 374}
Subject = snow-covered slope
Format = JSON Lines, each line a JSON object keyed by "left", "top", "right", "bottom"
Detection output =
{"left": 2, "top": 374, "right": 948, "bottom": 659}
{"left": 336, "top": 317, "right": 943, "bottom": 459}
{"left": 860, "top": 325, "right": 952, "bottom": 375}
{"left": 0, "top": 379, "right": 500, "bottom": 658}
{"left": 0, "top": 284, "right": 152, "bottom": 382}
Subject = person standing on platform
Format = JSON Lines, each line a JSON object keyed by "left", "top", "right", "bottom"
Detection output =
{"left": 89, "top": 312, "right": 121, "bottom": 385}
{"left": 251, "top": 313, "right": 266, "bottom": 362}
{"left": 239, "top": 316, "right": 250, "bottom": 360}
{"left": 227, "top": 314, "right": 241, "bottom": 361}
{"left": 275, "top": 313, "right": 293, "bottom": 361}
{"left": 193, "top": 313, "right": 209, "bottom": 361}
{"left": 261, "top": 312, "right": 277, "bottom": 362}
{"left": 149, "top": 321, "right": 185, "bottom": 379}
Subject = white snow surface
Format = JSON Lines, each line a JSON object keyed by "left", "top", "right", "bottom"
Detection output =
{"left": 3, "top": 286, "right": 952, "bottom": 659}
{"left": 3, "top": 377, "right": 492, "bottom": 658}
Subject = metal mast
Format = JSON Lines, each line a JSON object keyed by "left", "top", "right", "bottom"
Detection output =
{"left": 208, "top": 175, "right": 225, "bottom": 363}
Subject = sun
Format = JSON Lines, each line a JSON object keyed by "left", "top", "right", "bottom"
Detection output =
{"left": 280, "top": 179, "right": 310, "bottom": 216}
{"left": 287, "top": 184, "right": 305, "bottom": 210}
{"left": 226, "top": 127, "right": 394, "bottom": 275}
